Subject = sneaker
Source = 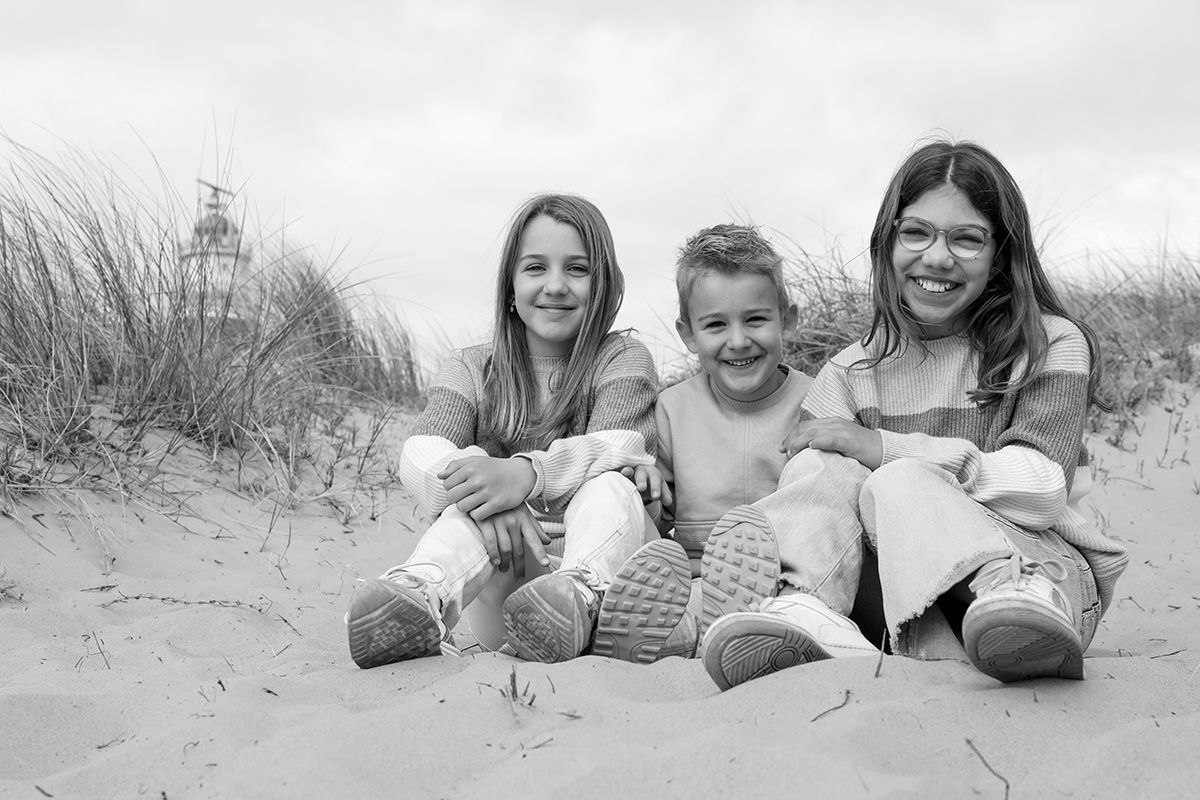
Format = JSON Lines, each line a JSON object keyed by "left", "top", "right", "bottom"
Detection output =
{"left": 593, "top": 539, "right": 692, "bottom": 664}
{"left": 346, "top": 569, "right": 444, "bottom": 669}
{"left": 503, "top": 570, "right": 601, "bottom": 663}
{"left": 699, "top": 505, "right": 781, "bottom": 636}
{"left": 962, "top": 554, "right": 1083, "bottom": 683}
{"left": 767, "top": 593, "right": 878, "bottom": 657}
{"left": 701, "top": 593, "right": 875, "bottom": 690}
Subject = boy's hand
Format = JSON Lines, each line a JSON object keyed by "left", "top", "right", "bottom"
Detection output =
{"left": 439, "top": 456, "right": 536, "bottom": 520}
{"left": 619, "top": 464, "right": 672, "bottom": 508}
{"left": 476, "top": 504, "right": 551, "bottom": 579}
{"left": 780, "top": 418, "right": 883, "bottom": 470}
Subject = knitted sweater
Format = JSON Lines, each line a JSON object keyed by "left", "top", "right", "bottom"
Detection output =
{"left": 400, "top": 333, "right": 658, "bottom": 535}
{"left": 800, "top": 314, "right": 1128, "bottom": 612}
{"left": 658, "top": 366, "right": 813, "bottom": 565}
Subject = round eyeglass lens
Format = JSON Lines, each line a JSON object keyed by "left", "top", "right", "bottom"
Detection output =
{"left": 896, "top": 220, "right": 934, "bottom": 250}
{"left": 946, "top": 228, "right": 987, "bottom": 257}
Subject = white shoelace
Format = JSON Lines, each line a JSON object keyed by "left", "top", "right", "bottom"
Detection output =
{"left": 969, "top": 553, "right": 1068, "bottom": 595}
{"left": 968, "top": 553, "right": 1072, "bottom": 621}
{"left": 555, "top": 566, "right": 604, "bottom": 607}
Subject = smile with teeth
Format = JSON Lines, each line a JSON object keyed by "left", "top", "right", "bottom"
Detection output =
{"left": 724, "top": 356, "right": 760, "bottom": 367}
{"left": 913, "top": 277, "right": 959, "bottom": 294}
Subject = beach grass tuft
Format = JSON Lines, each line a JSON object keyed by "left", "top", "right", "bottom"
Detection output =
{"left": 0, "top": 139, "right": 422, "bottom": 518}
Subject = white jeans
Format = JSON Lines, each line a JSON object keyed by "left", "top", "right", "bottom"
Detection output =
{"left": 755, "top": 449, "right": 1100, "bottom": 658}
{"left": 402, "top": 472, "right": 656, "bottom": 650}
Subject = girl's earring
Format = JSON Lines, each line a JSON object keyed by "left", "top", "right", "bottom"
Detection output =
{"left": 508, "top": 300, "right": 516, "bottom": 313}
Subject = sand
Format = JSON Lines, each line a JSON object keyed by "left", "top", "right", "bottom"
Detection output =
{"left": 2, "top": 388, "right": 1198, "bottom": 799}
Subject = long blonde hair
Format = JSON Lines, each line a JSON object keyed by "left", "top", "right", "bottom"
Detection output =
{"left": 482, "top": 194, "right": 625, "bottom": 450}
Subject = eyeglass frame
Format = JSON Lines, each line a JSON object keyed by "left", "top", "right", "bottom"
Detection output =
{"left": 891, "top": 217, "right": 993, "bottom": 260}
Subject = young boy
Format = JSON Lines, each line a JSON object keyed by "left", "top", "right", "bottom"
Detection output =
{"left": 591, "top": 223, "right": 816, "bottom": 663}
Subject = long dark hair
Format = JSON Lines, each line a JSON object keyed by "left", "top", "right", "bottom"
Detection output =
{"left": 865, "top": 139, "right": 1103, "bottom": 407}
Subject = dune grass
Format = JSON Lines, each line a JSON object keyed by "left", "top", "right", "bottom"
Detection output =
{"left": 0, "top": 140, "right": 422, "bottom": 531}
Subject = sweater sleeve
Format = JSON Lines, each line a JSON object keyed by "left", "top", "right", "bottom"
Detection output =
{"left": 518, "top": 336, "right": 658, "bottom": 505}
{"left": 879, "top": 326, "right": 1092, "bottom": 530}
{"left": 399, "top": 350, "right": 488, "bottom": 518}
{"left": 798, "top": 358, "right": 861, "bottom": 423}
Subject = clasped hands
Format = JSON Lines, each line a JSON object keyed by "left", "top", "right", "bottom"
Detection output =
{"left": 438, "top": 455, "right": 549, "bottom": 579}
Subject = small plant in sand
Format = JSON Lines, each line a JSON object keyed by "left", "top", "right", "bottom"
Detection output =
{"left": 0, "top": 568, "right": 22, "bottom": 604}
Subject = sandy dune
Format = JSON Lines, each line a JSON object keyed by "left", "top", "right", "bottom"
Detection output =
{"left": 3, "top": 388, "right": 1198, "bottom": 799}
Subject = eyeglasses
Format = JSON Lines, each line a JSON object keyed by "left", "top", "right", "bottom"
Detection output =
{"left": 892, "top": 218, "right": 992, "bottom": 259}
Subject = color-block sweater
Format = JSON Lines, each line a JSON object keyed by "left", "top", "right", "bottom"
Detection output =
{"left": 399, "top": 333, "right": 658, "bottom": 536}
{"left": 657, "top": 366, "right": 813, "bottom": 566}
{"left": 800, "top": 314, "right": 1128, "bottom": 612}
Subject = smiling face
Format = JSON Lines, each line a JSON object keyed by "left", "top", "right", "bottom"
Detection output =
{"left": 892, "top": 183, "right": 996, "bottom": 338}
{"left": 677, "top": 271, "right": 796, "bottom": 402}
{"left": 511, "top": 214, "right": 593, "bottom": 357}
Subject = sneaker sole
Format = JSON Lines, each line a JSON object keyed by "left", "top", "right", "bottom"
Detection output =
{"left": 963, "top": 599, "right": 1084, "bottom": 682}
{"left": 700, "top": 506, "right": 780, "bottom": 636}
{"left": 593, "top": 539, "right": 692, "bottom": 664}
{"left": 347, "top": 580, "right": 442, "bottom": 669}
{"left": 702, "top": 614, "right": 829, "bottom": 691}
{"left": 503, "top": 578, "right": 591, "bottom": 663}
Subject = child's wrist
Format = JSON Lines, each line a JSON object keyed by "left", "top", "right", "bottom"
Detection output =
{"left": 512, "top": 455, "right": 538, "bottom": 498}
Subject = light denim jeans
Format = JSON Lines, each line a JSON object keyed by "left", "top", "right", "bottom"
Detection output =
{"left": 402, "top": 472, "right": 656, "bottom": 651}
{"left": 755, "top": 449, "right": 1101, "bottom": 658}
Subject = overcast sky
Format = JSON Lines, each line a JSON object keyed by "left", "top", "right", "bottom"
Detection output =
{"left": 4, "top": 1, "right": 1198, "bottom": 372}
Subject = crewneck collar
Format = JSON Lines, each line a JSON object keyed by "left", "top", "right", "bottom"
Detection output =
{"left": 530, "top": 354, "right": 568, "bottom": 372}
{"left": 709, "top": 365, "right": 794, "bottom": 412}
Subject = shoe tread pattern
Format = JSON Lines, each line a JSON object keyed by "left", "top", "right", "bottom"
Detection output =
{"left": 503, "top": 578, "right": 591, "bottom": 663}
{"left": 593, "top": 540, "right": 692, "bottom": 664}
{"left": 963, "top": 600, "right": 1084, "bottom": 682}
{"left": 702, "top": 615, "right": 827, "bottom": 691}
{"left": 347, "top": 580, "right": 441, "bottom": 669}
{"left": 700, "top": 506, "right": 781, "bottom": 636}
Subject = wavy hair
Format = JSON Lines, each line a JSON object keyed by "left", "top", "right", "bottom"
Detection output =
{"left": 482, "top": 194, "right": 625, "bottom": 449}
{"left": 864, "top": 139, "right": 1103, "bottom": 407}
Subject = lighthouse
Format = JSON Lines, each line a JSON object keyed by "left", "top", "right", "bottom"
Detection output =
{"left": 179, "top": 182, "right": 252, "bottom": 281}
{"left": 178, "top": 182, "right": 262, "bottom": 339}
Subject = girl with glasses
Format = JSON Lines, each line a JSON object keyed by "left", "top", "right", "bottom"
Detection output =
{"left": 698, "top": 140, "right": 1128, "bottom": 689}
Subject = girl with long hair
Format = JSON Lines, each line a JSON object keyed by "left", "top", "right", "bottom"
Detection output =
{"left": 348, "top": 194, "right": 658, "bottom": 666}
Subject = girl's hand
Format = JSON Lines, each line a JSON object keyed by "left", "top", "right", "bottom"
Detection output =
{"left": 619, "top": 465, "right": 672, "bottom": 508}
{"left": 476, "top": 505, "right": 551, "bottom": 579}
{"left": 439, "top": 456, "right": 537, "bottom": 520}
{"left": 780, "top": 417, "right": 883, "bottom": 469}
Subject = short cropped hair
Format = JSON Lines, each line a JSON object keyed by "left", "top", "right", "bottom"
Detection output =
{"left": 675, "top": 224, "right": 790, "bottom": 327}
